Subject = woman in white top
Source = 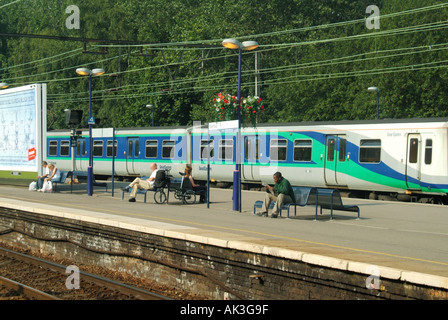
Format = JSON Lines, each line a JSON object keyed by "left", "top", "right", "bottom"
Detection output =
{"left": 39, "top": 163, "right": 60, "bottom": 191}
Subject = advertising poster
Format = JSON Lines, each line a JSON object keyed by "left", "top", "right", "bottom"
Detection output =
{"left": 0, "top": 84, "right": 47, "bottom": 181}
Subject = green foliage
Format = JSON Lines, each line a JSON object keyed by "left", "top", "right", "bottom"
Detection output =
{"left": 0, "top": 0, "right": 447, "bottom": 130}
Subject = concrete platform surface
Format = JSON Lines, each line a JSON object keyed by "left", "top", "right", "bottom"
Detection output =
{"left": 0, "top": 182, "right": 447, "bottom": 290}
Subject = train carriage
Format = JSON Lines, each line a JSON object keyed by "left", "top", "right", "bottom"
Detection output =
{"left": 46, "top": 126, "right": 188, "bottom": 179}
{"left": 46, "top": 118, "right": 448, "bottom": 203}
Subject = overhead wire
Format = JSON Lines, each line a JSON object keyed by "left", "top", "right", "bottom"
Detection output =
{"left": 47, "top": 36, "right": 448, "bottom": 104}
{"left": 3, "top": 2, "right": 447, "bottom": 104}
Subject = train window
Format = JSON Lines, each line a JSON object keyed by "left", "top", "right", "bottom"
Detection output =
{"left": 77, "top": 139, "right": 86, "bottom": 156}
{"left": 359, "top": 139, "right": 381, "bottom": 163}
{"left": 60, "top": 140, "right": 70, "bottom": 156}
{"left": 200, "top": 140, "right": 214, "bottom": 159}
{"left": 93, "top": 140, "right": 103, "bottom": 157}
{"left": 162, "top": 140, "right": 175, "bottom": 158}
{"left": 270, "top": 139, "right": 287, "bottom": 161}
{"left": 219, "top": 139, "right": 233, "bottom": 160}
{"left": 128, "top": 141, "right": 133, "bottom": 157}
{"left": 327, "top": 139, "right": 335, "bottom": 161}
{"left": 409, "top": 138, "right": 419, "bottom": 164}
{"left": 255, "top": 139, "right": 260, "bottom": 160}
{"left": 107, "top": 140, "right": 117, "bottom": 157}
{"left": 425, "top": 139, "right": 432, "bottom": 165}
{"left": 293, "top": 140, "right": 312, "bottom": 161}
{"left": 245, "top": 138, "right": 261, "bottom": 160}
{"left": 338, "top": 138, "right": 346, "bottom": 162}
{"left": 49, "top": 140, "right": 58, "bottom": 156}
{"left": 145, "top": 140, "right": 158, "bottom": 158}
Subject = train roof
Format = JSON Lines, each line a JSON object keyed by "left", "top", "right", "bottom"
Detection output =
{"left": 47, "top": 117, "right": 448, "bottom": 133}
{"left": 255, "top": 117, "right": 448, "bottom": 128}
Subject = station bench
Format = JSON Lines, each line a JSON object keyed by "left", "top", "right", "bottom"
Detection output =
{"left": 51, "top": 171, "right": 70, "bottom": 192}
{"left": 68, "top": 171, "right": 108, "bottom": 193}
{"left": 253, "top": 186, "right": 360, "bottom": 220}
{"left": 254, "top": 186, "right": 319, "bottom": 219}
{"left": 316, "top": 188, "right": 360, "bottom": 220}
{"left": 121, "top": 176, "right": 152, "bottom": 203}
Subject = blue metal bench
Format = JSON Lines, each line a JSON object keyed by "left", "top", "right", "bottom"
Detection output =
{"left": 253, "top": 186, "right": 318, "bottom": 219}
{"left": 254, "top": 186, "right": 360, "bottom": 220}
{"left": 69, "top": 171, "right": 108, "bottom": 193}
{"left": 316, "top": 188, "right": 360, "bottom": 220}
{"left": 121, "top": 176, "right": 151, "bottom": 203}
{"left": 52, "top": 171, "right": 69, "bottom": 192}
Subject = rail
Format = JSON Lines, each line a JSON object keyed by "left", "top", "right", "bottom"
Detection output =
{"left": 0, "top": 246, "right": 171, "bottom": 300}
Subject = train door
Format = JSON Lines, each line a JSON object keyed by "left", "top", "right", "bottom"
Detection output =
{"left": 126, "top": 137, "right": 140, "bottom": 175}
{"left": 324, "top": 135, "right": 348, "bottom": 186}
{"left": 74, "top": 138, "right": 87, "bottom": 171}
{"left": 406, "top": 133, "right": 422, "bottom": 190}
{"left": 242, "top": 135, "right": 261, "bottom": 181}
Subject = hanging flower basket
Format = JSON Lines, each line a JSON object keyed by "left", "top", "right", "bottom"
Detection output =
{"left": 213, "top": 92, "right": 237, "bottom": 121}
{"left": 241, "top": 95, "right": 264, "bottom": 128}
{"left": 213, "top": 93, "right": 265, "bottom": 127}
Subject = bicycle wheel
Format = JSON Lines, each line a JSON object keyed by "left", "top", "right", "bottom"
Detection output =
{"left": 154, "top": 189, "right": 167, "bottom": 204}
{"left": 182, "top": 190, "right": 196, "bottom": 204}
{"left": 174, "top": 189, "right": 183, "bottom": 200}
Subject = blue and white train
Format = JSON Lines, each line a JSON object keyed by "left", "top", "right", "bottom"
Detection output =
{"left": 46, "top": 118, "right": 448, "bottom": 204}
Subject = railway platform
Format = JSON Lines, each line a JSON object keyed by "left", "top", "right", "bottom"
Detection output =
{"left": 0, "top": 181, "right": 447, "bottom": 300}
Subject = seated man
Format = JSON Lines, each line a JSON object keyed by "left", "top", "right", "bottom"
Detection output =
{"left": 35, "top": 161, "right": 50, "bottom": 191}
{"left": 122, "top": 163, "right": 158, "bottom": 202}
{"left": 258, "top": 171, "right": 295, "bottom": 218}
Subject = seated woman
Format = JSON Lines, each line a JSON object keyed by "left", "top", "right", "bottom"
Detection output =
{"left": 39, "top": 163, "right": 61, "bottom": 192}
{"left": 183, "top": 166, "right": 207, "bottom": 203}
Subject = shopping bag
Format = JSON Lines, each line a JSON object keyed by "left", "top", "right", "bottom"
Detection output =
{"left": 42, "top": 181, "right": 53, "bottom": 193}
{"left": 29, "top": 181, "right": 37, "bottom": 191}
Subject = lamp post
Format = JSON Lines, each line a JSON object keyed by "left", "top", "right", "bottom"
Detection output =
{"left": 0, "top": 83, "right": 9, "bottom": 89}
{"left": 368, "top": 86, "right": 380, "bottom": 120}
{"left": 146, "top": 104, "right": 154, "bottom": 127}
{"left": 76, "top": 67, "right": 105, "bottom": 196}
{"left": 222, "top": 38, "right": 259, "bottom": 212}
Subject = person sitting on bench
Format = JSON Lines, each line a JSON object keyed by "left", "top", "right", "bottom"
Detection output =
{"left": 258, "top": 171, "right": 295, "bottom": 218}
{"left": 35, "top": 161, "right": 50, "bottom": 191}
{"left": 122, "top": 163, "right": 158, "bottom": 202}
{"left": 183, "top": 165, "right": 207, "bottom": 203}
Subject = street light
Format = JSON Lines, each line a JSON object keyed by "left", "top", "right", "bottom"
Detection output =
{"left": 146, "top": 104, "right": 154, "bottom": 127}
{"left": 0, "top": 83, "right": 9, "bottom": 89}
{"left": 222, "top": 38, "right": 259, "bottom": 212}
{"left": 76, "top": 67, "right": 105, "bottom": 196}
{"left": 368, "top": 86, "right": 380, "bottom": 120}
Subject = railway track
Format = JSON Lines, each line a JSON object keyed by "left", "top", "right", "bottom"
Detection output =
{"left": 0, "top": 246, "right": 171, "bottom": 300}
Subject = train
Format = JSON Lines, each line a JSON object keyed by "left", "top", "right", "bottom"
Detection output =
{"left": 46, "top": 118, "right": 448, "bottom": 204}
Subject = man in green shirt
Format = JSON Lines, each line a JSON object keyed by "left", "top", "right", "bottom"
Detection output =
{"left": 258, "top": 172, "right": 295, "bottom": 218}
